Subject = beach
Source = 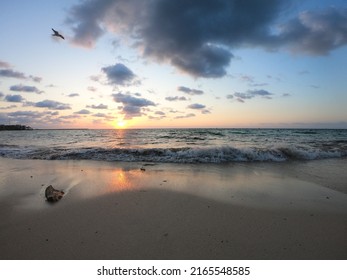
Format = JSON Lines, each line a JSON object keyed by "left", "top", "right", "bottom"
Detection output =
{"left": 0, "top": 157, "right": 346, "bottom": 260}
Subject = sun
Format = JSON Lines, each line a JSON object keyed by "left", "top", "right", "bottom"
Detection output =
{"left": 116, "top": 120, "right": 126, "bottom": 129}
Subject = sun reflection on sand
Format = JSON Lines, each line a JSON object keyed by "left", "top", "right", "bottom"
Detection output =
{"left": 107, "top": 168, "right": 144, "bottom": 192}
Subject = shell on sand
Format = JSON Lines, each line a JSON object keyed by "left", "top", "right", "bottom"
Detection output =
{"left": 45, "top": 185, "right": 64, "bottom": 202}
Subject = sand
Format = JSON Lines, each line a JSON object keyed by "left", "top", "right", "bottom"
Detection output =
{"left": 0, "top": 158, "right": 346, "bottom": 260}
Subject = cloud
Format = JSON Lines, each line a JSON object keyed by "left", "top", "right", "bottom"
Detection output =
{"left": 5, "top": 111, "right": 47, "bottom": 125}
{"left": 88, "top": 103, "right": 108, "bottom": 109}
{"left": 165, "top": 96, "right": 188, "bottom": 102}
{"left": 67, "top": 1, "right": 347, "bottom": 78}
{"left": 188, "top": 103, "right": 206, "bottom": 110}
{"left": 5, "top": 94, "right": 24, "bottom": 103}
{"left": 202, "top": 109, "right": 211, "bottom": 114}
{"left": 0, "top": 60, "right": 11, "bottom": 68}
{"left": 148, "top": 110, "right": 166, "bottom": 120}
{"left": 8, "top": 111, "right": 45, "bottom": 118}
{"left": 74, "top": 109, "right": 91, "bottom": 114}
{"left": 177, "top": 86, "right": 204, "bottom": 95}
{"left": 238, "top": 74, "right": 268, "bottom": 87}
{"left": 67, "top": 93, "right": 80, "bottom": 97}
{"left": 174, "top": 113, "right": 196, "bottom": 119}
{"left": 28, "top": 75, "right": 42, "bottom": 83}
{"left": 154, "top": 111, "right": 165, "bottom": 116}
{"left": 112, "top": 92, "right": 155, "bottom": 107}
{"left": 102, "top": 63, "right": 137, "bottom": 86}
{"left": 1, "top": 110, "right": 87, "bottom": 128}
{"left": 10, "top": 84, "right": 43, "bottom": 94}
{"left": 187, "top": 103, "right": 211, "bottom": 114}
{"left": 93, "top": 113, "right": 113, "bottom": 119}
{"left": 271, "top": 8, "right": 347, "bottom": 55}
{"left": 171, "top": 44, "right": 233, "bottom": 78}
{"left": 67, "top": 0, "right": 287, "bottom": 78}
{"left": 230, "top": 89, "right": 273, "bottom": 102}
{"left": 112, "top": 92, "right": 156, "bottom": 119}
{"left": 87, "top": 86, "right": 97, "bottom": 92}
{"left": 35, "top": 100, "right": 71, "bottom": 110}
{"left": 239, "top": 75, "right": 255, "bottom": 83}
{"left": 0, "top": 69, "right": 26, "bottom": 80}
{"left": 0, "top": 62, "right": 42, "bottom": 82}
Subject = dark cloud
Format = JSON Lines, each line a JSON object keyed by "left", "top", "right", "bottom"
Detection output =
{"left": 102, "top": 63, "right": 137, "bottom": 86}
{"left": 67, "top": 0, "right": 145, "bottom": 48}
{"left": 10, "top": 84, "right": 43, "bottom": 94}
{"left": 28, "top": 75, "right": 42, "bottom": 83}
{"left": 88, "top": 103, "right": 108, "bottom": 109}
{"left": 139, "top": 0, "right": 286, "bottom": 78}
{"left": 5, "top": 94, "right": 24, "bottom": 103}
{"left": 149, "top": 111, "right": 166, "bottom": 120}
{"left": 67, "top": 0, "right": 287, "bottom": 78}
{"left": 8, "top": 111, "right": 45, "bottom": 118}
{"left": 67, "top": 1, "right": 347, "bottom": 78}
{"left": 230, "top": 89, "right": 273, "bottom": 102}
{"left": 0, "top": 64, "right": 41, "bottom": 82}
{"left": 112, "top": 93, "right": 155, "bottom": 107}
{"left": 0, "top": 69, "right": 26, "bottom": 80}
{"left": 112, "top": 92, "right": 156, "bottom": 119}
{"left": 170, "top": 44, "right": 233, "bottom": 78}
{"left": 35, "top": 100, "right": 71, "bottom": 110}
{"left": 271, "top": 8, "right": 347, "bottom": 55}
{"left": 121, "top": 105, "right": 143, "bottom": 118}
{"left": 188, "top": 103, "right": 206, "bottom": 110}
{"left": 177, "top": 86, "right": 204, "bottom": 95}
{"left": 74, "top": 109, "right": 91, "bottom": 114}
{"left": 165, "top": 96, "right": 188, "bottom": 102}
{"left": 67, "top": 93, "right": 80, "bottom": 97}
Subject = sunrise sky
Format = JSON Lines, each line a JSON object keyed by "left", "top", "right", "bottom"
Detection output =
{"left": 1, "top": 0, "right": 347, "bottom": 129}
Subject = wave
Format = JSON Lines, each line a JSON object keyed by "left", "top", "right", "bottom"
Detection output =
{"left": 1, "top": 145, "right": 346, "bottom": 163}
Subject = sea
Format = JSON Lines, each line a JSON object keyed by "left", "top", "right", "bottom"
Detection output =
{"left": 0, "top": 128, "right": 347, "bottom": 163}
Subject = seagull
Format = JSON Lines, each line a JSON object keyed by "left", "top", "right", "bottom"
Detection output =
{"left": 51, "top": 28, "right": 65, "bottom": 40}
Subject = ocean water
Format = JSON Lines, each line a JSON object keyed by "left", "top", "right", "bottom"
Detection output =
{"left": 0, "top": 128, "right": 347, "bottom": 163}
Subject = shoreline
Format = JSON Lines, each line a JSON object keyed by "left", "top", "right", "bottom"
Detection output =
{"left": 0, "top": 158, "right": 346, "bottom": 259}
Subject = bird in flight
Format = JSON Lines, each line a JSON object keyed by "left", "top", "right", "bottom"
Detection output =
{"left": 51, "top": 28, "right": 65, "bottom": 40}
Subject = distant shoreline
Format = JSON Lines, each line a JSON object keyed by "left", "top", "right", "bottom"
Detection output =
{"left": 0, "top": 124, "right": 33, "bottom": 131}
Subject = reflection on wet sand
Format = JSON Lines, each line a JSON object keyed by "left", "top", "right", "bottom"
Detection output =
{"left": 107, "top": 169, "right": 140, "bottom": 192}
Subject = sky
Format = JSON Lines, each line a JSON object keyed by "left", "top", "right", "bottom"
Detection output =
{"left": 0, "top": 0, "right": 347, "bottom": 129}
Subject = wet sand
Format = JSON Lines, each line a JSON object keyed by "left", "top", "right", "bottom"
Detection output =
{"left": 0, "top": 158, "right": 346, "bottom": 259}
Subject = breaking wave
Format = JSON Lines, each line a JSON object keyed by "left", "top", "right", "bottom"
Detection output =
{"left": 1, "top": 145, "right": 346, "bottom": 163}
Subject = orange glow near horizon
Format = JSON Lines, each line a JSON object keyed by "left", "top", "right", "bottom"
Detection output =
{"left": 116, "top": 120, "right": 126, "bottom": 128}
